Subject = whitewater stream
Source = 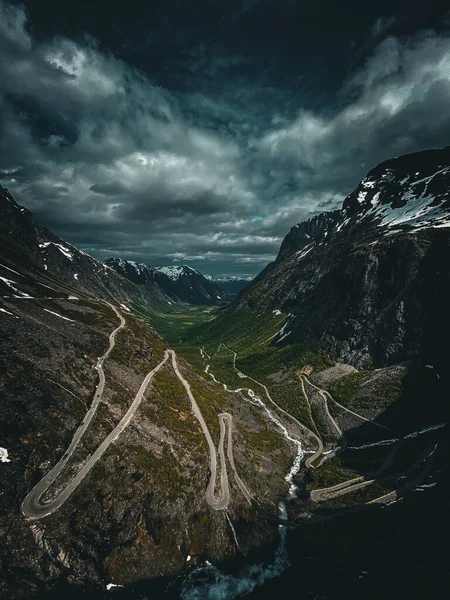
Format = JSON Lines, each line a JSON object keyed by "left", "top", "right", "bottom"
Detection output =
{"left": 180, "top": 503, "right": 289, "bottom": 600}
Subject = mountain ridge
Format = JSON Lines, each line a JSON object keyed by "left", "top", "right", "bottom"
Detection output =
{"left": 0, "top": 185, "right": 169, "bottom": 307}
{"left": 104, "top": 258, "right": 228, "bottom": 305}
{"left": 235, "top": 145, "right": 450, "bottom": 374}
{"left": 0, "top": 187, "right": 230, "bottom": 309}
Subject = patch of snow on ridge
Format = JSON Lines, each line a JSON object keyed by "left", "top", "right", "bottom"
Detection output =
{"left": 0, "top": 448, "right": 11, "bottom": 463}
{"left": 0, "top": 308, "right": 17, "bottom": 317}
{"left": 357, "top": 190, "right": 368, "bottom": 203}
{"left": 335, "top": 217, "right": 350, "bottom": 232}
{"left": 295, "top": 244, "right": 314, "bottom": 261}
{"left": 357, "top": 164, "right": 450, "bottom": 230}
{"left": 43, "top": 309, "right": 76, "bottom": 322}
{"left": 0, "top": 276, "right": 32, "bottom": 297}
{"left": 378, "top": 194, "right": 448, "bottom": 229}
{"left": 362, "top": 179, "right": 376, "bottom": 189}
{"left": 39, "top": 242, "right": 74, "bottom": 260}
{"left": 432, "top": 220, "right": 450, "bottom": 228}
{"left": 276, "top": 319, "right": 292, "bottom": 344}
{"left": 128, "top": 261, "right": 148, "bottom": 273}
{"left": 277, "top": 331, "right": 291, "bottom": 343}
{"left": 370, "top": 192, "right": 381, "bottom": 207}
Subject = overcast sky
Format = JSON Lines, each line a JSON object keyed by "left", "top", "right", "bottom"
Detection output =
{"left": 1, "top": 0, "right": 450, "bottom": 276}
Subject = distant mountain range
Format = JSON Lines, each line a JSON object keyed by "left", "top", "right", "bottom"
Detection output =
{"left": 0, "top": 187, "right": 231, "bottom": 307}
{"left": 104, "top": 258, "right": 228, "bottom": 305}
{"left": 205, "top": 274, "right": 254, "bottom": 296}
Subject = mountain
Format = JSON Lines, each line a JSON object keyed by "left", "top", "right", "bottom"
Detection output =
{"left": 0, "top": 187, "right": 288, "bottom": 598}
{"left": 104, "top": 259, "right": 228, "bottom": 305}
{"left": 236, "top": 146, "right": 450, "bottom": 376}
{"left": 205, "top": 275, "right": 254, "bottom": 296}
{"left": 276, "top": 210, "right": 341, "bottom": 263}
{"left": 0, "top": 186, "right": 167, "bottom": 307}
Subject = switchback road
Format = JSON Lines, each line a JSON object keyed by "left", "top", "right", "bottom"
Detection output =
{"left": 22, "top": 306, "right": 168, "bottom": 519}
{"left": 169, "top": 349, "right": 252, "bottom": 510}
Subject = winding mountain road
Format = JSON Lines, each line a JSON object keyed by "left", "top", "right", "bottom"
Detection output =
{"left": 22, "top": 303, "right": 127, "bottom": 519}
{"left": 303, "top": 375, "right": 391, "bottom": 432}
{"left": 21, "top": 302, "right": 251, "bottom": 519}
{"left": 210, "top": 344, "right": 307, "bottom": 493}
{"left": 22, "top": 306, "right": 169, "bottom": 520}
{"left": 310, "top": 442, "right": 435, "bottom": 503}
{"left": 295, "top": 376, "right": 325, "bottom": 468}
{"left": 304, "top": 378, "right": 342, "bottom": 438}
{"left": 220, "top": 413, "right": 253, "bottom": 504}
{"left": 169, "top": 349, "right": 252, "bottom": 510}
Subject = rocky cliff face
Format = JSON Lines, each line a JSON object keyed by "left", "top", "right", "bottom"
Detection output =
{"left": 276, "top": 210, "right": 341, "bottom": 263}
{"left": 239, "top": 147, "right": 450, "bottom": 376}
{"left": 105, "top": 259, "right": 228, "bottom": 305}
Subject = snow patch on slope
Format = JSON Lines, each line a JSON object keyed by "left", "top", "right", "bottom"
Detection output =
{"left": 0, "top": 276, "right": 32, "bottom": 297}
{"left": 0, "top": 448, "right": 11, "bottom": 463}
{"left": 357, "top": 165, "right": 450, "bottom": 230}
{"left": 0, "top": 307, "right": 17, "bottom": 317}
{"left": 43, "top": 309, "right": 76, "bottom": 322}
{"left": 39, "top": 242, "right": 74, "bottom": 260}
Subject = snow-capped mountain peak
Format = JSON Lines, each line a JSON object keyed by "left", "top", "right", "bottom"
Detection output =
{"left": 104, "top": 259, "right": 228, "bottom": 305}
{"left": 343, "top": 147, "right": 450, "bottom": 231}
{"left": 155, "top": 265, "right": 199, "bottom": 280}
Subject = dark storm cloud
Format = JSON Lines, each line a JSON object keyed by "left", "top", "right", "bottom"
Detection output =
{"left": 90, "top": 182, "right": 126, "bottom": 196}
{"left": 254, "top": 32, "right": 450, "bottom": 196}
{"left": 1, "top": 0, "right": 450, "bottom": 275}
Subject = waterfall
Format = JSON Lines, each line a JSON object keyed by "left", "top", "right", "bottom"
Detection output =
{"left": 226, "top": 513, "right": 244, "bottom": 555}
{"left": 180, "top": 503, "right": 290, "bottom": 600}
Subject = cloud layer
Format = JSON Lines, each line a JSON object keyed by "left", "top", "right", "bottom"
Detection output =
{"left": 1, "top": 1, "right": 450, "bottom": 275}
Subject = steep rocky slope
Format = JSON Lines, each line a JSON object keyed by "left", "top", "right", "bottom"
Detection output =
{"left": 238, "top": 146, "right": 450, "bottom": 376}
{"left": 104, "top": 259, "right": 228, "bottom": 305}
